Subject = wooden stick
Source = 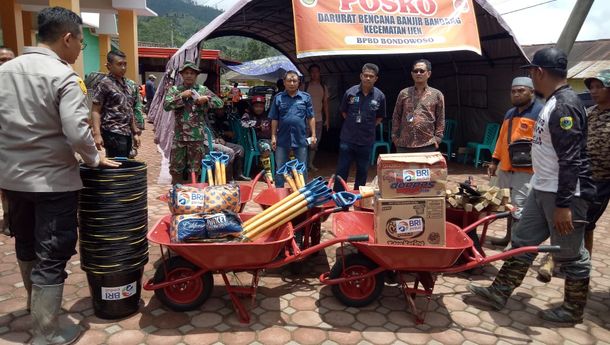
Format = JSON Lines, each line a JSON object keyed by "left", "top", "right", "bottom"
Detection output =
{"left": 243, "top": 200, "right": 309, "bottom": 241}
{"left": 291, "top": 169, "right": 302, "bottom": 188}
{"left": 298, "top": 173, "right": 305, "bottom": 189}
{"left": 215, "top": 161, "right": 222, "bottom": 185}
{"left": 207, "top": 168, "right": 215, "bottom": 186}
{"left": 220, "top": 163, "right": 226, "bottom": 185}
{"left": 242, "top": 189, "right": 301, "bottom": 227}
{"left": 246, "top": 206, "right": 310, "bottom": 242}
{"left": 284, "top": 174, "right": 298, "bottom": 191}
{"left": 242, "top": 194, "right": 307, "bottom": 233}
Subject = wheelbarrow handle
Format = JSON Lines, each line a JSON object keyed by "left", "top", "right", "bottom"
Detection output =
{"left": 538, "top": 245, "right": 561, "bottom": 253}
{"left": 348, "top": 235, "right": 369, "bottom": 242}
{"left": 461, "top": 211, "right": 510, "bottom": 234}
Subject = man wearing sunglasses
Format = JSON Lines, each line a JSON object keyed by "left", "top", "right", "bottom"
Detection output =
{"left": 469, "top": 47, "right": 595, "bottom": 324}
{"left": 392, "top": 59, "right": 445, "bottom": 153}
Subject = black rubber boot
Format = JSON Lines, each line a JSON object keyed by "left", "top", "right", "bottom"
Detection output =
{"left": 540, "top": 277, "right": 589, "bottom": 324}
{"left": 468, "top": 258, "right": 530, "bottom": 310}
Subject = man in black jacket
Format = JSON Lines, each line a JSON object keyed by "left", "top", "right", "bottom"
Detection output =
{"left": 468, "top": 47, "right": 595, "bottom": 324}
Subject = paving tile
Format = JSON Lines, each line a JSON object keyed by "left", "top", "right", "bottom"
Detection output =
{"left": 354, "top": 310, "right": 387, "bottom": 327}
{"left": 290, "top": 310, "right": 322, "bottom": 327}
{"left": 449, "top": 311, "right": 480, "bottom": 328}
{"left": 557, "top": 327, "right": 598, "bottom": 345}
{"left": 0, "top": 331, "right": 31, "bottom": 344}
{"left": 219, "top": 330, "right": 256, "bottom": 345}
{"left": 145, "top": 329, "right": 183, "bottom": 345}
{"left": 461, "top": 328, "right": 498, "bottom": 344}
{"left": 430, "top": 329, "right": 465, "bottom": 345}
{"left": 104, "top": 324, "right": 122, "bottom": 334}
{"left": 73, "top": 329, "right": 108, "bottom": 345}
{"left": 361, "top": 327, "right": 396, "bottom": 344}
{"left": 190, "top": 312, "right": 223, "bottom": 328}
{"left": 257, "top": 327, "right": 291, "bottom": 345}
{"left": 183, "top": 330, "right": 221, "bottom": 345}
{"left": 107, "top": 330, "right": 146, "bottom": 345}
{"left": 292, "top": 327, "right": 327, "bottom": 344}
{"left": 395, "top": 327, "right": 431, "bottom": 344}
{"left": 328, "top": 329, "right": 363, "bottom": 345}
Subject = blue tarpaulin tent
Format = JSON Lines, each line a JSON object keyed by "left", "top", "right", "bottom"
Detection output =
{"left": 224, "top": 55, "right": 301, "bottom": 83}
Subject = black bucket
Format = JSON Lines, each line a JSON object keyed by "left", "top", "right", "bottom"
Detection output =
{"left": 79, "top": 159, "right": 148, "bottom": 319}
{"left": 86, "top": 268, "right": 143, "bottom": 319}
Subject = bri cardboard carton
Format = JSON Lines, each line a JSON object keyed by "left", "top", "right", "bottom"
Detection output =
{"left": 374, "top": 197, "right": 446, "bottom": 247}
{"left": 377, "top": 153, "right": 447, "bottom": 198}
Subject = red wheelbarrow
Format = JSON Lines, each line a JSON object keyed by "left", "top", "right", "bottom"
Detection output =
{"left": 320, "top": 211, "right": 559, "bottom": 324}
{"left": 144, "top": 194, "right": 369, "bottom": 323}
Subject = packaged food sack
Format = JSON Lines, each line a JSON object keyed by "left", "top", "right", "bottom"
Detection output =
{"left": 169, "top": 184, "right": 206, "bottom": 215}
{"left": 203, "top": 184, "right": 241, "bottom": 214}
{"left": 171, "top": 214, "right": 207, "bottom": 242}
{"left": 204, "top": 212, "right": 243, "bottom": 239}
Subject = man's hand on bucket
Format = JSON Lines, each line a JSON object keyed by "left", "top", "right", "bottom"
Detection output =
{"left": 99, "top": 157, "right": 122, "bottom": 168}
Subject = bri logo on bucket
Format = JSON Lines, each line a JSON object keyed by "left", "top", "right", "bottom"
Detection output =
{"left": 402, "top": 169, "right": 431, "bottom": 182}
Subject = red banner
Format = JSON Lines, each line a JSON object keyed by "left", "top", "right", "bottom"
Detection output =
{"left": 292, "top": 0, "right": 481, "bottom": 58}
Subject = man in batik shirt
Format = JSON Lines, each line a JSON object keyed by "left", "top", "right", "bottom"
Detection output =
{"left": 92, "top": 50, "right": 143, "bottom": 157}
{"left": 164, "top": 61, "right": 223, "bottom": 184}
{"left": 392, "top": 59, "right": 445, "bottom": 153}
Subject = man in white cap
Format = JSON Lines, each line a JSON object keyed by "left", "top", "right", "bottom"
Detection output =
{"left": 488, "top": 77, "right": 543, "bottom": 246}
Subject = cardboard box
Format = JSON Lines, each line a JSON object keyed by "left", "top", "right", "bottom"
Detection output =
{"left": 374, "top": 197, "right": 446, "bottom": 246}
{"left": 377, "top": 153, "right": 447, "bottom": 198}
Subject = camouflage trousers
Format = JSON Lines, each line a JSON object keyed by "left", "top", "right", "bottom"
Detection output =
{"left": 170, "top": 140, "right": 204, "bottom": 180}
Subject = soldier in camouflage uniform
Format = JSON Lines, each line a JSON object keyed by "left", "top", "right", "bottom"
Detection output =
{"left": 92, "top": 50, "right": 143, "bottom": 158}
{"left": 582, "top": 69, "right": 610, "bottom": 257}
{"left": 164, "top": 61, "right": 223, "bottom": 184}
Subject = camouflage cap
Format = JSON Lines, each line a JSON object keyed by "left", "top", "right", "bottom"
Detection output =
{"left": 585, "top": 69, "right": 610, "bottom": 88}
{"left": 179, "top": 61, "right": 200, "bottom": 73}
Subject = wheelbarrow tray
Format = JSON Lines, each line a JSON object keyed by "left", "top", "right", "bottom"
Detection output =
{"left": 332, "top": 211, "right": 473, "bottom": 271}
{"left": 148, "top": 212, "right": 293, "bottom": 271}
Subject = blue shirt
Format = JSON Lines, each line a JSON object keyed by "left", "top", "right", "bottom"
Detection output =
{"left": 268, "top": 90, "right": 314, "bottom": 148}
{"left": 339, "top": 85, "right": 386, "bottom": 146}
{"left": 145, "top": 80, "right": 156, "bottom": 102}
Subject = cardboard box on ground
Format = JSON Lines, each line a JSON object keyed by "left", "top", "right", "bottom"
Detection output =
{"left": 373, "top": 153, "right": 447, "bottom": 247}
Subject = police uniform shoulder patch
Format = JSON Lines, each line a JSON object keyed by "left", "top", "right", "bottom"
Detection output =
{"left": 76, "top": 77, "right": 87, "bottom": 95}
{"left": 559, "top": 116, "right": 573, "bottom": 130}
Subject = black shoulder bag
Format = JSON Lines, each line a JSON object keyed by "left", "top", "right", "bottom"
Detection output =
{"left": 507, "top": 112, "right": 533, "bottom": 167}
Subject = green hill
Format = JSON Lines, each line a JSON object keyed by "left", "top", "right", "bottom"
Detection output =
{"left": 139, "top": 0, "right": 279, "bottom": 61}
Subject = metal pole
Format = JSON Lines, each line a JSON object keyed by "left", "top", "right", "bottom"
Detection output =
{"left": 555, "top": 0, "right": 594, "bottom": 55}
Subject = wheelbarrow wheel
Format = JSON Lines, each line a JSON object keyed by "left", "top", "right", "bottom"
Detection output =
{"left": 329, "top": 253, "right": 383, "bottom": 307}
{"left": 153, "top": 256, "right": 213, "bottom": 311}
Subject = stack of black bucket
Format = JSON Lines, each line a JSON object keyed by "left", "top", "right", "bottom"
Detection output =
{"left": 78, "top": 159, "right": 148, "bottom": 319}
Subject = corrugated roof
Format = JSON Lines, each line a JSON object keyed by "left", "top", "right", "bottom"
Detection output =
{"left": 522, "top": 39, "right": 610, "bottom": 79}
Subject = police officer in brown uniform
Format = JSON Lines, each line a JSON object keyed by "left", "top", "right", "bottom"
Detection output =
{"left": 0, "top": 8, "right": 118, "bottom": 344}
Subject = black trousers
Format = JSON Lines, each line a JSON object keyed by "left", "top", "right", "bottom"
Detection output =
{"left": 3, "top": 190, "right": 78, "bottom": 285}
{"left": 586, "top": 179, "right": 610, "bottom": 232}
{"left": 102, "top": 130, "right": 132, "bottom": 158}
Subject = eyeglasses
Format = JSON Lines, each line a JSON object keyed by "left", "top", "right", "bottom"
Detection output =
{"left": 412, "top": 69, "right": 427, "bottom": 74}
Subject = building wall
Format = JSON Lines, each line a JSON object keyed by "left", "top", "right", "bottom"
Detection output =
{"left": 83, "top": 28, "right": 100, "bottom": 77}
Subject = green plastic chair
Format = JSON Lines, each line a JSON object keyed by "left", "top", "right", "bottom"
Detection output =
{"left": 243, "top": 127, "right": 276, "bottom": 177}
{"left": 440, "top": 119, "right": 457, "bottom": 160}
{"left": 464, "top": 123, "right": 501, "bottom": 168}
{"left": 370, "top": 122, "right": 391, "bottom": 165}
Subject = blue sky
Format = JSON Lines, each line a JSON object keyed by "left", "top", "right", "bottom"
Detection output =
{"left": 194, "top": 0, "right": 609, "bottom": 45}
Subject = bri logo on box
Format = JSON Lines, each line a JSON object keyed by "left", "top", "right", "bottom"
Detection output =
{"left": 402, "top": 169, "right": 431, "bottom": 182}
